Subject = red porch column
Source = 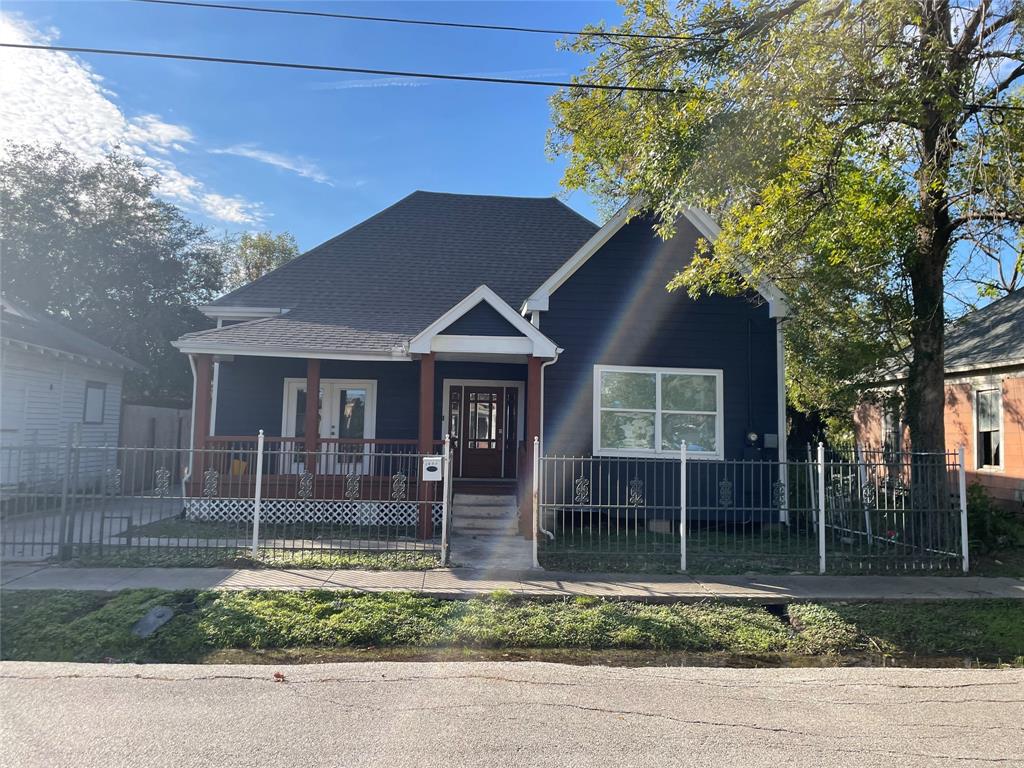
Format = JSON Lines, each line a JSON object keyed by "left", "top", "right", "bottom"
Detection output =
{"left": 417, "top": 353, "right": 436, "bottom": 539}
{"left": 192, "top": 353, "right": 214, "bottom": 493}
{"left": 521, "top": 355, "right": 543, "bottom": 536}
{"left": 304, "top": 358, "right": 321, "bottom": 471}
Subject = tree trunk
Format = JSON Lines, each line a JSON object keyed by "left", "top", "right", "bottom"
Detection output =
{"left": 904, "top": 243, "right": 947, "bottom": 453}
{"left": 906, "top": 0, "right": 953, "bottom": 455}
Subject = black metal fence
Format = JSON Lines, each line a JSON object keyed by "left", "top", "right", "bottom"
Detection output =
{"left": 0, "top": 438, "right": 452, "bottom": 566}
{"left": 536, "top": 444, "right": 967, "bottom": 575}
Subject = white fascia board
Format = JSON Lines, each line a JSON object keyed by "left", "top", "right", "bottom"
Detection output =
{"left": 198, "top": 305, "right": 288, "bottom": 321}
{"left": 171, "top": 340, "right": 412, "bottom": 362}
{"left": 1, "top": 338, "right": 128, "bottom": 371}
{"left": 431, "top": 335, "right": 534, "bottom": 355}
{"left": 409, "top": 284, "right": 559, "bottom": 358}
{"left": 523, "top": 198, "right": 790, "bottom": 318}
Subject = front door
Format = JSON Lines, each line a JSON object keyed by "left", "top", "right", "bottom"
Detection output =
{"left": 461, "top": 386, "right": 504, "bottom": 478}
{"left": 282, "top": 379, "right": 376, "bottom": 474}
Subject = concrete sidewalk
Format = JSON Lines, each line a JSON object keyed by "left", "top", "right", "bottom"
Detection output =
{"left": 2, "top": 563, "right": 1022, "bottom": 601}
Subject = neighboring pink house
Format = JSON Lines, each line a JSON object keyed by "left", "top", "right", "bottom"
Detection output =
{"left": 854, "top": 289, "right": 1024, "bottom": 510}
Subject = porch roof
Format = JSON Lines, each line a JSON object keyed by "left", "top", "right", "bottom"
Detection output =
{"left": 175, "top": 192, "right": 597, "bottom": 357}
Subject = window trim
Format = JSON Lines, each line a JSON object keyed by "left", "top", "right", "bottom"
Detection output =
{"left": 82, "top": 381, "right": 107, "bottom": 425}
{"left": 972, "top": 385, "right": 1004, "bottom": 472}
{"left": 592, "top": 364, "right": 724, "bottom": 459}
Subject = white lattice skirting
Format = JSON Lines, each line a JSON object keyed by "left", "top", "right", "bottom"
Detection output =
{"left": 187, "top": 498, "right": 444, "bottom": 526}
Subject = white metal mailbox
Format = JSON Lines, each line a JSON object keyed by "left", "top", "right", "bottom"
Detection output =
{"left": 421, "top": 455, "right": 443, "bottom": 482}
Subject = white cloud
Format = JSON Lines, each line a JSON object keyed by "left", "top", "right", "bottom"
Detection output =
{"left": 0, "top": 13, "right": 262, "bottom": 224}
{"left": 210, "top": 144, "right": 332, "bottom": 185}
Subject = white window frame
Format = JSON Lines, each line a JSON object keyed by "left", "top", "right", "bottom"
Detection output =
{"left": 281, "top": 378, "right": 378, "bottom": 475}
{"left": 83, "top": 381, "right": 107, "bottom": 425}
{"left": 592, "top": 364, "right": 724, "bottom": 459}
{"left": 972, "top": 384, "right": 1004, "bottom": 472}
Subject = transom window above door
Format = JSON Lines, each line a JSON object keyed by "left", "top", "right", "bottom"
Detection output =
{"left": 593, "top": 365, "right": 723, "bottom": 459}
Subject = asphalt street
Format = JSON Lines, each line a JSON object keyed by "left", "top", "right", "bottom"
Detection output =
{"left": 1, "top": 661, "right": 1021, "bottom": 767}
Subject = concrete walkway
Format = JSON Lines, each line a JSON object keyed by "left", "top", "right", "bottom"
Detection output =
{"left": 2, "top": 563, "right": 1022, "bottom": 601}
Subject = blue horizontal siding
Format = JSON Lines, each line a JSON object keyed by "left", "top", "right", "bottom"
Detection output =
{"left": 214, "top": 356, "right": 418, "bottom": 439}
{"left": 540, "top": 214, "right": 779, "bottom": 460}
{"left": 438, "top": 302, "right": 525, "bottom": 337}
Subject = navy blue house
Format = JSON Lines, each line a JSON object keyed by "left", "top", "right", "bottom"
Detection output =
{"left": 174, "top": 192, "right": 788, "bottom": 535}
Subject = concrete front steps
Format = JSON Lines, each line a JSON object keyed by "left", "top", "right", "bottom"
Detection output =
{"left": 451, "top": 492, "right": 519, "bottom": 537}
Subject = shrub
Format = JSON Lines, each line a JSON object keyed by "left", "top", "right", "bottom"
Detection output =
{"left": 967, "top": 482, "right": 1024, "bottom": 554}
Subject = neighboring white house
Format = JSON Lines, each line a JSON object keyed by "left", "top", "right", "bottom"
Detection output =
{"left": 0, "top": 298, "right": 139, "bottom": 486}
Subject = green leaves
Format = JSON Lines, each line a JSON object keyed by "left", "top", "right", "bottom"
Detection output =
{"left": 550, "top": 0, "right": 1023, "bottom": 431}
{"left": 0, "top": 143, "right": 225, "bottom": 404}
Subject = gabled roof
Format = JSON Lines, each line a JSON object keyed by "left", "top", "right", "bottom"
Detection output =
{"left": 871, "top": 289, "right": 1024, "bottom": 382}
{"left": 409, "top": 285, "right": 559, "bottom": 359}
{"left": 0, "top": 297, "right": 139, "bottom": 371}
{"left": 177, "top": 191, "right": 597, "bottom": 356}
{"left": 523, "top": 198, "right": 789, "bottom": 318}
{"left": 945, "top": 289, "right": 1024, "bottom": 371}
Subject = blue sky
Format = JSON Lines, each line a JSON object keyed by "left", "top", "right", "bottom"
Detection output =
{"left": 1, "top": 1, "right": 621, "bottom": 249}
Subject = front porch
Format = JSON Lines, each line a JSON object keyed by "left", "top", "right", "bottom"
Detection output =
{"left": 187, "top": 349, "right": 546, "bottom": 539}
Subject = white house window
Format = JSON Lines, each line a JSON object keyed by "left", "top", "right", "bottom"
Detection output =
{"left": 976, "top": 388, "right": 1002, "bottom": 469}
{"left": 83, "top": 382, "right": 106, "bottom": 424}
{"left": 882, "top": 403, "right": 902, "bottom": 454}
{"left": 594, "top": 365, "right": 723, "bottom": 458}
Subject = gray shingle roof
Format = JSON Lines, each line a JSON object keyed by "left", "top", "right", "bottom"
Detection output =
{"left": 179, "top": 191, "right": 598, "bottom": 354}
{"left": 944, "top": 288, "right": 1024, "bottom": 371}
{"left": 877, "top": 289, "right": 1024, "bottom": 380}
{"left": 1, "top": 298, "right": 139, "bottom": 370}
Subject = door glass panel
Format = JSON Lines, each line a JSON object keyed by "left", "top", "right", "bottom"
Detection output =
{"left": 337, "top": 388, "right": 367, "bottom": 438}
{"left": 449, "top": 387, "right": 462, "bottom": 446}
{"left": 294, "top": 388, "right": 307, "bottom": 438}
{"left": 468, "top": 391, "right": 498, "bottom": 449}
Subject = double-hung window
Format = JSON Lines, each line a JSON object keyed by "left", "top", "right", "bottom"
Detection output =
{"left": 975, "top": 388, "right": 1002, "bottom": 470}
{"left": 593, "top": 365, "right": 723, "bottom": 458}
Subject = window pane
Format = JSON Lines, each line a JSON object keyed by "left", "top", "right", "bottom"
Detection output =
{"left": 662, "top": 413, "right": 717, "bottom": 452}
{"left": 977, "top": 390, "right": 1000, "bottom": 431}
{"left": 661, "top": 374, "right": 717, "bottom": 412}
{"left": 601, "top": 371, "right": 655, "bottom": 409}
{"left": 338, "top": 388, "right": 366, "bottom": 438}
{"left": 83, "top": 384, "right": 105, "bottom": 424}
{"left": 600, "top": 411, "right": 655, "bottom": 450}
{"left": 294, "top": 388, "right": 306, "bottom": 438}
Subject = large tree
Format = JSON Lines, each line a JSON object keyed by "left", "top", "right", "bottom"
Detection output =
{"left": 221, "top": 230, "right": 300, "bottom": 291}
{"left": 0, "top": 143, "right": 224, "bottom": 405}
{"left": 551, "top": 0, "right": 1023, "bottom": 450}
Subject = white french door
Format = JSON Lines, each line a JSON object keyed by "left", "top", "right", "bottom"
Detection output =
{"left": 281, "top": 378, "right": 377, "bottom": 474}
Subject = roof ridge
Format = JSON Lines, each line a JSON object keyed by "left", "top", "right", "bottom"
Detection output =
{"left": 410, "top": 190, "right": 569, "bottom": 202}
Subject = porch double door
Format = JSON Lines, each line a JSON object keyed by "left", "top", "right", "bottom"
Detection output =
{"left": 447, "top": 383, "right": 521, "bottom": 479}
{"left": 283, "top": 378, "right": 376, "bottom": 474}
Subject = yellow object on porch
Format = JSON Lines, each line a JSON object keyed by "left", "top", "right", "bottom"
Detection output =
{"left": 230, "top": 458, "right": 248, "bottom": 476}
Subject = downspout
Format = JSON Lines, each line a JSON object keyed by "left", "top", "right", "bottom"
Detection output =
{"left": 536, "top": 348, "right": 560, "bottom": 541}
{"left": 209, "top": 319, "right": 222, "bottom": 436}
{"left": 776, "top": 315, "right": 789, "bottom": 523}
{"left": 184, "top": 353, "right": 198, "bottom": 485}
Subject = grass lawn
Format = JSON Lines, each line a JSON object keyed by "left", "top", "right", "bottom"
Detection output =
{"left": 2, "top": 589, "right": 1022, "bottom": 665}
{"left": 538, "top": 528, "right": 1022, "bottom": 576}
{"left": 60, "top": 548, "right": 440, "bottom": 570}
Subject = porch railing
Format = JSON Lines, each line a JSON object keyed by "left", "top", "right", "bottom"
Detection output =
{"left": 536, "top": 442, "right": 968, "bottom": 575}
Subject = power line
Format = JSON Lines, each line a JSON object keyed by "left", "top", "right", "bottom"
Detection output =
{"left": 0, "top": 42, "right": 683, "bottom": 92}
{"left": 3, "top": 42, "right": 1020, "bottom": 113}
{"left": 130, "top": 0, "right": 693, "bottom": 41}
